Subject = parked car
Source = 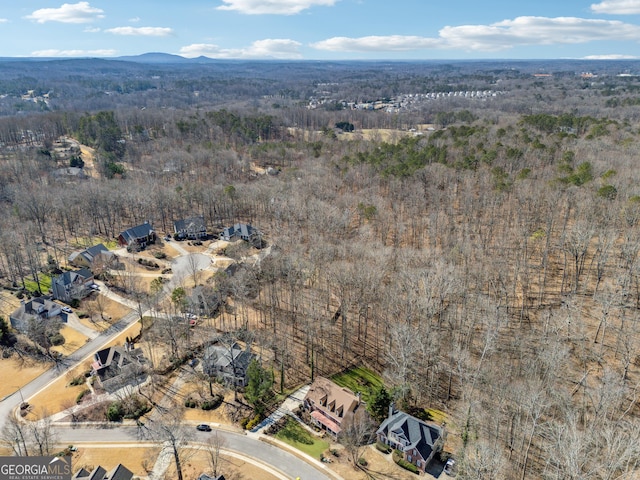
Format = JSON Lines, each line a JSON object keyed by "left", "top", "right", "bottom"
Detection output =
{"left": 444, "top": 458, "right": 456, "bottom": 476}
{"left": 196, "top": 424, "right": 211, "bottom": 432}
{"left": 90, "top": 283, "right": 100, "bottom": 291}
{"left": 61, "top": 306, "right": 73, "bottom": 314}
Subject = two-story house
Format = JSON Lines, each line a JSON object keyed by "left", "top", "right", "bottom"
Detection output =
{"left": 174, "top": 215, "right": 207, "bottom": 239}
{"left": 376, "top": 405, "right": 445, "bottom": 473}
{"left": 9, "top": 297, "right": 64, "bottom": 333}
{"left": 303, "top": 377, "right": 361, "bottom": 437}
{"left": 203, "top": 342, "right": 254, "bottom": 387}
{"left": 51, "top": 268, "right": 94, "bottom": 303}
{"left": 117, "top": 222, "right": 156, "bottom": 250}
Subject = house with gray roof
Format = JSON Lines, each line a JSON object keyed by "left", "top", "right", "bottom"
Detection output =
{"left": 221, "top": 223, "right": 260, "bottom": 243}
{"left": 92, "top": 344, "right": 148, "bottom": 393}
{"left": 174, "top": 215, "right": 207, "bottom": 239}
{"left": 117, "top": 222, "right": 156, "bottom": 250}
{"left": 9, "top": 297, "right": 65, "bottom": 333}
{"left": 203, "top": 342, "right": 254, "bottom": 387}
{"left": 51, "top": 268, "right": 94, "bottom": 303}
{"left": 72, "top": 464, "right": 133, "bottom": 480}
{"left": 68, "top": 243, "right": 115, "bottom": 269}
{"left": 376, "top": 405, "right": 445, "bottom": 473}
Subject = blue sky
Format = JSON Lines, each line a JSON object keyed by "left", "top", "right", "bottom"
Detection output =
{"left": 2, "top": 0, "right": 640, "bottom": 59}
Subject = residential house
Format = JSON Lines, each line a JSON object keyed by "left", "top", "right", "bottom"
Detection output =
{"left": 303, "top": 377, "right": 361, "bottom": 437}
{"left": 197, "top": 475, "right": 225, "bottom": 480}
{"left": 376, "top": 405, "right": 445, "bottom": 473}
{"left": 117, "top": 222, "right": 156, "bottom": 250}
{"left": 174, "top": 215, "right": 207, "bottom": 239}
{"left": 72, "top": 464, "right": 133, "bottom": 480}
{"left": 51, "top": 268, "right": 94, "bottom": 303}
{"left": 92, "top": 344, "right": 148, "bottom": 393}
{"left": 68, "top": 243, "right": 115, "bottom": 269}
{"left": 203, "top": 342, "right": 254, "bottom": 387}
{"left": 221, "top": 223, "right": 260, "bottom": 244}
{"left": 9, "top": 297, "right": 64, "bottom": 333}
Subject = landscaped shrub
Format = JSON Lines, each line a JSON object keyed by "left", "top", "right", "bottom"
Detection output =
{"left": 153, "top": 251, "right": 167, "bottom": 259}
{"left": 375, "top": 441, "right": 392, "bottom": 454}
{"left": 245, "top": 414, "right": 262, "bottom": 431}
{"left": 393, "top": 450, "right": 419, "bottom": 474}
{"left": 184, "top": 398, "right": 197, "bottom": 408}
{"left": 50, "top": 333, "right": 65, "bottom": 346}
{"left": 76, "top": 389, "right": 90, "bottom": 404}
{"left": 69, "top": 375, "right": 85, "bottom": 386}
{"left": 70, "top": 298, "right": 80, "bottom": 308}
{"left": 106, "top": 402, "right": 124, "bottom": 421}
{"left": 201, "top": 394, "right": 223, "bottom": 410}
{"left": 358, "top": 457, "right": 368, "bottom": 466}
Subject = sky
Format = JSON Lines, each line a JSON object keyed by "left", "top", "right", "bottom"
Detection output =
{"left": 2, "top": 0, "right": 640, "bottom": 60}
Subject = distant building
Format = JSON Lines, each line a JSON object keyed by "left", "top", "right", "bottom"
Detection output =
{"left": 174, "top": 215, "right": 207, "bottom": 239}
{"left": 221, "top": 223, "right": 262, "bottom": 247}
{"left": 118, "top": 222, "right": 156, "bottom": 250}
{"left": 68, "top": 243, "right": 115, "bottom": 269}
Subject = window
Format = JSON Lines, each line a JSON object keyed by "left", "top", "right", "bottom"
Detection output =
{"left": 417, "top": 461, "right": 421, "bottom": 468}
{"left": 407, "top": 455, "right": 412, "bottom": 462}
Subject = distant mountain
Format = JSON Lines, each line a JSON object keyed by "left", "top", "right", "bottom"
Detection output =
{"left": 114, "top": 52, "right": 194, "bottom": 64}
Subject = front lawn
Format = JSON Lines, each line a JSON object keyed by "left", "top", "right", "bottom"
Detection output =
{"left": 331, "top": 366, "right": 384, "bottom": 403}
{"left": 274, "top": 418, "right": 329, "bottom": 459}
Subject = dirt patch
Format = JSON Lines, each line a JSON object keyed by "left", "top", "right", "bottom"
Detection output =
{"left": 0, "top": 290, "right": 21, "bottom": 318}
{"left": 52, "top": 324, "right": 89, "bottom": 356}
{"left": 68, "top": 444, "right": 160, "bottom": 477}
{"left": 172, "top": 447, "right": 281, "bottom": 480}
{"left": 0, "top": 353, "right": 49, "bottom": 399}
{"left": 26, "top": 362, "right": 92, "bottom": 416}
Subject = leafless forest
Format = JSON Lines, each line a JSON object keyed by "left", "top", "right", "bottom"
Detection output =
{"left": 2, "top": 57, "right": 640, "bottom": 478}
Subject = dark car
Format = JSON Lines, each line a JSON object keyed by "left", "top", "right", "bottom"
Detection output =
{"left": 196, "top": 424, "right": 211, "bottom": 432}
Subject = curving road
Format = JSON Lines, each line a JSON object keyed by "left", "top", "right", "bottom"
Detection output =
{"left": 0, "top": 251, "right": 333, "bottom": 480}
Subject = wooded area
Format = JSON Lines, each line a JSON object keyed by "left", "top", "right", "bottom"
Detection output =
{"left": 1, "top": 57, "right": 640, "bottom": 479}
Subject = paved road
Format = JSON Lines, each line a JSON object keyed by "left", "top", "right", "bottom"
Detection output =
{"left": 53, "top": 426, "right": 332, "bottom": 480}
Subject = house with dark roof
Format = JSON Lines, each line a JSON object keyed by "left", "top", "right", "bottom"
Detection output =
{"left": 92, "top": 344, "right": 148, "bottom": 393}
{"left": 197, "top": 474, "right": 225, "bottom": 480}
{"left": 68, "top": 243, "right": 115, "bottom": 269}
{"left": 303, "top": 377, "right": 361, "bottom": 437}
{"left": 203, "top": 342, "right": 254, "bottom": 387}
{"left": 376, "top": 405, "right": 445, "bottom": 473}
{"left": 117, "top": 222, "right": 156, "bottom": 250}
{"left": 51, "top": 268, "right": 94, "bottom": 303}
{"left": 221, "top": 223, "right": 260, "bottom": 244}
{"left": 9, "top": 297, "right": 64, "bottom": 333}
{"left": 174, "top": 215, "right": 207, "bottom": 239}
{"left": 72, "top": 464, "right": 133, "bottom": 480}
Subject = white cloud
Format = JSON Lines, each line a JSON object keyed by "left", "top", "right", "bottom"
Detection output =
{"left": 31, "top": 49, "right": 116, "bottom": 57}
{"left": 217, "top": 0, "right": 337, "bottom": 15}
{"left": 105, "top": 26, "right": 173, "bottom": 36}
{"left": 26, "top": 2, "right": 104, "bottom": 24}
{"left": 312, "top": 35, "right": 442, "bottom": 52}
{"left": 312, "top": 16, "right": 640, "bottom": 53}
{"left": 84, "top": 27, "right": 101, "bottom": 33}
{"left": 0, "top": 19, "right": 8, "bottom": 24}
{"left": 179, "top": 39, "right": 302, "bottom": 58}
{"left": 583, "top": 53, "right": 639, "bottom": 58}
{"left": 591, "top": 0, "right": 640, "bottom": 14}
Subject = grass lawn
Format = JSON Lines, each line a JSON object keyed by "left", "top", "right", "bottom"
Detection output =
{"left": 274, "top": 418, "right": 329, "bottom": 459}
{"left": 331, "top": 366, "right": 384, "bottom": 403}
{"left": 24, "top": 273, "right": 52, "bottom": 294}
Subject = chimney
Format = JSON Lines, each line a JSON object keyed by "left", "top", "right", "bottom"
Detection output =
{"left": 388, "top": 402, "right": 397, "bottom": 419}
